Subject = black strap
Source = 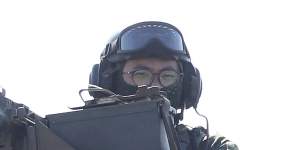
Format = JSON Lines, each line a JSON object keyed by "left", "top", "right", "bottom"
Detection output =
{"left": 160, "top": 101, "right": 181, "bottom": 150}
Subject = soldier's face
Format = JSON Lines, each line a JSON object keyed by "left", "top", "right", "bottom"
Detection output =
{"left": 122, "top": 57, "right": 179, "bottom": 88}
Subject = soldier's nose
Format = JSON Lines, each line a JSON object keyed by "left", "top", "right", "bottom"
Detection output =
{"left": 151, "top": 78, "right": 162, "bottom": 89}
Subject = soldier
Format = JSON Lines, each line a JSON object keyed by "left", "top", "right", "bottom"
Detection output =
{"left": 88, "top": 21, "right": 239, "bottom": 150}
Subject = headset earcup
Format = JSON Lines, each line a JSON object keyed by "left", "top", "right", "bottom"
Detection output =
{"left": 89, "top": 64, "right": 100, "bottom": 97}
{"left": 98, "top": 60, "right": 113, "bottom": 90}
{"left": 88, "top": 59, "right": 114, "bottom": 98}
{"left": 182, "top": 61, "right": 202, "bottom": 109}
{"left": 190, "top": 68, "right": 202, "bottom": 108}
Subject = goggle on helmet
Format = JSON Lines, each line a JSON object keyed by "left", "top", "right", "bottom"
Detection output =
{"left": 103, "top": 21, "right": 191, "bottom": 63}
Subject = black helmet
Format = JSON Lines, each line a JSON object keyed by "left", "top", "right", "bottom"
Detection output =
{"left": 89, "top": 21, "right": 202, "bottom": 109}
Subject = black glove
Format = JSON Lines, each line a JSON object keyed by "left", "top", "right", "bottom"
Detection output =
{"left": 0, "top": 93, "right": 12, "bottom": 148}
{"left": 199, "top": 135, "right": 239, "bottom": 150}
{"left": 0, "top": 93, "right": 11, "bottom": 132}
{"left": 0, "top": 91, "right": 27, "bottom": 149}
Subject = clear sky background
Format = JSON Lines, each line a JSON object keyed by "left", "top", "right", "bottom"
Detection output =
{"left": 1, "top": 0, "right": 299, "bottom": 149}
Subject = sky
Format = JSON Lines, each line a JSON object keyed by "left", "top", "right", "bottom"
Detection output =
{"left": 1, "top": 0, "right": 300, "bottom": 149}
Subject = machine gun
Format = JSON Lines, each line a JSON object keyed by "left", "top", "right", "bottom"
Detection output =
{"left": 0, "top": 86, "right": 181, "bottom": 150}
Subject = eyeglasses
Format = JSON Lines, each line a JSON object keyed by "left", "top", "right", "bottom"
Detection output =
{"left": 123, "top": 68, "right": 182, "bottom": 87}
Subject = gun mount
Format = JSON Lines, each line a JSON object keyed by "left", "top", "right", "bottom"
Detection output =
{"left": 0, "top": 86, "right": 180, "bottom": 150}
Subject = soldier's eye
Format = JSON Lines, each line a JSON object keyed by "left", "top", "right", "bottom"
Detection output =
{"left": 160, "top": 70, "right": 179, "bottom": 87}
{"left": 132, "top": 70, "right": 152, "bottom": 86}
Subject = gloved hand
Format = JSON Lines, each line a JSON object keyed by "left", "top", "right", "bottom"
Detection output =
{"left": 199, "top": 135, "right": 239, "bottom": 150}
{"left": 0, "top": 90, "right": 11, "bottom": 148}
{"left": 0, "top": 91, "right": 10, "bottom": 132}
